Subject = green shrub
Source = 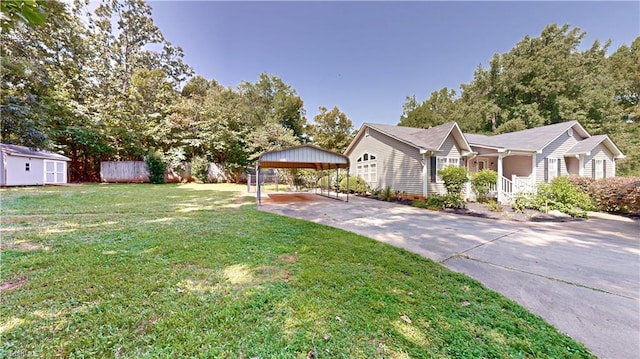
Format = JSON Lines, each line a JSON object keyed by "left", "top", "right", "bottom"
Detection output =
{"left": 317, "top": 175, "right": 339, "bottom": 190}
{"left": 191, "top": 156, "right": 210, "bottom": 183}
{"left": 486, "top": 199, "right": 503, "bottom": 212}
{"left": 471, "top": 169, "right": 497, "bottom": 202}
{"left": 439, "top": 166, "right": 468, "bottom": 195}
{"left": 422, "top": 194, "right": 467, "bottom": 210}
{"left": 145, "top": 151, "right": 166, "bottom": 184}
{"left": 512, "top": 194, "right": 531, "bottom": 213}
{"left": 339, "top": 176, "right": 368, "bottom": 194}
{"left": 531, "top": 177, "right": 593, "bottom": 217}
{"left": 382, "top": 186, "right": 393, "bottom": 201}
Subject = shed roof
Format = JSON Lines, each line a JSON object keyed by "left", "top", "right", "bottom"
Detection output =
{"left": 1, "top": 143, "right": 70, "bottom": 161}
{"left": 257, "top": 144, "right": 349, "bottom": 170}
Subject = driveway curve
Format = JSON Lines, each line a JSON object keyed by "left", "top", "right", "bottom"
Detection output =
{"left": 259, "top": 193, "right": 640, "bottom": 359}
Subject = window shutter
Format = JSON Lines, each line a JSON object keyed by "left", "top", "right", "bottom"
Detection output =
{"left": 557, "top": 158, "right": 562, "bottom": 177}
{"left": 544, "top": 158, "right": 548, "bottom": 182}
{"left": 603, "top": 160, "right": 607, "bottom": 178}
{"left": 430, "top": 157, "right": 437, "bottom": 183}
{"left": 592, "top": 159, "right": 596, "bottom": 178}
{"left": 460, "top": 157, "right": 465, "bottom": 167}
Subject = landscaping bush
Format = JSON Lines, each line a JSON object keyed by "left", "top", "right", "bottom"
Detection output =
{"left": 439, "top": 166, "right": 468, "bottom": 196}
{"left": 566, "top": 175, "right": 595, "bottom": 194}
{"left": 531, "top": 177, "right": 593, "bottom": 218}
{"left": 471, "top": 169, "right": 497, "bottom": 202}
{"left": 381, "top": 186, "right": 393, "bottom": 201}
{"left": 511, "top": 194, "right": 531, "bottom": 213}
{"left": 145, "top": 151, "right": 166, "bottom": 184}
{"left": 317, "top": 175, "right": 339, "bottom": 190}
{"left": 339, "top": 176, "right": 368, "bottom": 194}
{"left": 416, "top": 194, "right": 467, "bottom": 210}
{"left": 191, "top": 156, "right": 210, "bottom": 183}
{"left": 588, "top": 177, "right": 640, "bottom": 215}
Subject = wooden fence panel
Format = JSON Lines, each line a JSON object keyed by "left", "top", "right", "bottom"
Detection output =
{"left": 100, "top": 161, "right": 149, "bottom": 183}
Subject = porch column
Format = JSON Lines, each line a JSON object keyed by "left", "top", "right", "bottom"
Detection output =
{"left": 422, "top": 154, "right": 429, "bottom": 198}
{"left": 531, "top": 153, "right": 537, "bottom": 187}
{"left": 578, "top": 155, "right": 584, "bottom": 176}
{"left": 497, "top": 154, "right": 505, "bottom": 203}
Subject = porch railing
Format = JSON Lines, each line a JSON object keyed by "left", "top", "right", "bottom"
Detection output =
{"left": 498, "top": 176, "right": 536, "bottom": 204}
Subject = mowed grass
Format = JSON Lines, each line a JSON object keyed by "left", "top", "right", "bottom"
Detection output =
{"left": 0, "top": 184, "right": 593, "bottom": 358}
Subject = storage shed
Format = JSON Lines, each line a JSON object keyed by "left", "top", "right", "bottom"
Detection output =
{"left": 1, "top": 144, "right": 70, "bottom": 186}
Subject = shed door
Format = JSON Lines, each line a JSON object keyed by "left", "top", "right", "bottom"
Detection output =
{"left": 44, "top": 161, "right": 66, "bottom": 183}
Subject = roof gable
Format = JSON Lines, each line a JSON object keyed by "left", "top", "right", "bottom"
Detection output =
{"left": 565, "top": 135, "right": 625, "bottom": 159}
{"left": 345, "top": 122, "right": 472, "bottom": 156}
{"left": 1, "top": 143, "right": 70, "bottom": 161}
{"left": 465, "top": 121, "right": 590, "bottom": 152}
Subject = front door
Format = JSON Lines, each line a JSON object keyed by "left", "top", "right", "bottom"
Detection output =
{"left": 478, "top": 160, "right": 488, "bottom": 171}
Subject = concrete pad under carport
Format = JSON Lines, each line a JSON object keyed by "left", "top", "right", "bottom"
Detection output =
{"left": 258, "top": 194, "right": 640, "bottom": 359}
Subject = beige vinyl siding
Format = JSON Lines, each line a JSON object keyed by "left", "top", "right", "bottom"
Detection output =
{"left": 536, "top": 126, "right": 583, "bottom": 184}
{"left": 427, "top": 133, "right": 463, "bottom": 195}
{"left": 348, "top": 127, "right": 423, "bottom": 194}
{"left": 584, "top": 143, "right": 615, "bottom": 178}
{"left": 503, "top": 155, "right": 533, "bottom": 178}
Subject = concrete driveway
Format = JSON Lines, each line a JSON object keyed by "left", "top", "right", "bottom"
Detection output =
{"left": 259, "top": 193, "right": 640, "bottom": 359}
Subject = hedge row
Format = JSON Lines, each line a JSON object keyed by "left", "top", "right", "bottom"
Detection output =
{"left": 567, "top": 176, "right": 640, "bottom": 216}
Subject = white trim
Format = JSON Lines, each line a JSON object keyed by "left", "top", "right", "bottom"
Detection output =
{"left": 594, "top": 159, "right": 604, "bottom": 179}
{"left": 548, "top": 157, "right": 558, "bottom": 182}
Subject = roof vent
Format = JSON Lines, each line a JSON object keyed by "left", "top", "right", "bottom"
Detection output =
{"left": 567, "top": 128, "right": 573, "bottom": 137}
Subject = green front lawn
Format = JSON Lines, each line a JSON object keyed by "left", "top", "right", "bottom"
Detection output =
{"left": 0, "top": 184, "right": 593, "bottom": 358}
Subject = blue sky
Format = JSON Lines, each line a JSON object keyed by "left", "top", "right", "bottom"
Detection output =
{"left": 149, "top": 1, "right": 639, "bottom": 129}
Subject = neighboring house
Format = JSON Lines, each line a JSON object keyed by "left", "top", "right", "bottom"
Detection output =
{"left": 1, "top": 144, "right": 70, "bottom": 186}
{"left": 345, "top": 121, "right": 625, "bottom": 203}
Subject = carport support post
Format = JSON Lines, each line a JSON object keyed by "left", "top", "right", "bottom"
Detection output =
{"left": 256, "top": 164, "right": 261, "bottom": 205}
{"left": 335, "top": 167, "right": 339, "bottom": 199}
{"left": 346, "top": 171, "right": 349, "bottom": 202}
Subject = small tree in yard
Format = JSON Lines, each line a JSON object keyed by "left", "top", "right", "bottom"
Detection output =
{"left": 439, "top": 166, "right": 468, "bottom": 196}
{"left": 145, "top": 151, "right": 166, "bottom": 184}
{"left": 438, "top": 166, "right": 469, "bottom": 209}
{"left": 471, "top": 169, "right": 498, "bottom": 202}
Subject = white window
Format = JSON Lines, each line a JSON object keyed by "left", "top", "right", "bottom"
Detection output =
{"left": 356, "top": 153, "right": 377, "bottom": 185}
{"left": 594, "top": 159, "right": 604, "bottom": 179}
{"left": 548, "top": 157, "right": 558, "bottom": 182}
{"left": 436, "top": 156, "right": 460, "bottom": 182}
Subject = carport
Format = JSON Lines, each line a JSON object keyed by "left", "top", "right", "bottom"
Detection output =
{"left": 255, "top": 144, "right": 350, "bottom": 205}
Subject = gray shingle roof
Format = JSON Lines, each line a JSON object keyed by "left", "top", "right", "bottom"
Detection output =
{"left": 565, "top": 135, "right": 624, "bottom": 158}
{"left": 464, "top": 121, "right": 584, "bottom": 152}
{"left": 1, "top": 143, "right": 70, "bottom": 161}
{"left": 365, "top": 121, "right": 465, "bottom": 151}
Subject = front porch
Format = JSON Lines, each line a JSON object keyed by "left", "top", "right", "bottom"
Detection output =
{"left": 468, "top": 150, "right": 537, "bottom": 204}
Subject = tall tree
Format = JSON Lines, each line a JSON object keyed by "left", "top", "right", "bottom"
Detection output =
{"left": 311, "top": 106, "right": 354, "bottom": 153}
{"left": 238, "top": 73, "right": 308, "bottom": 142}
{"left": 399, "top": 88, "right": 457, "bottom": 129}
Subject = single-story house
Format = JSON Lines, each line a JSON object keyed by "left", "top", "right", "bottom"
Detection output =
{"left": 1, "top": 143, "right": 71, "bottom": 186}
{"left": 345, "top": 121, "right": 625, "bottom": 203}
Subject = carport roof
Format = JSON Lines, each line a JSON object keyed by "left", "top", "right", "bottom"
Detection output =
{"left": 257, "top": 144, "right": 349, "bottom": 170}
